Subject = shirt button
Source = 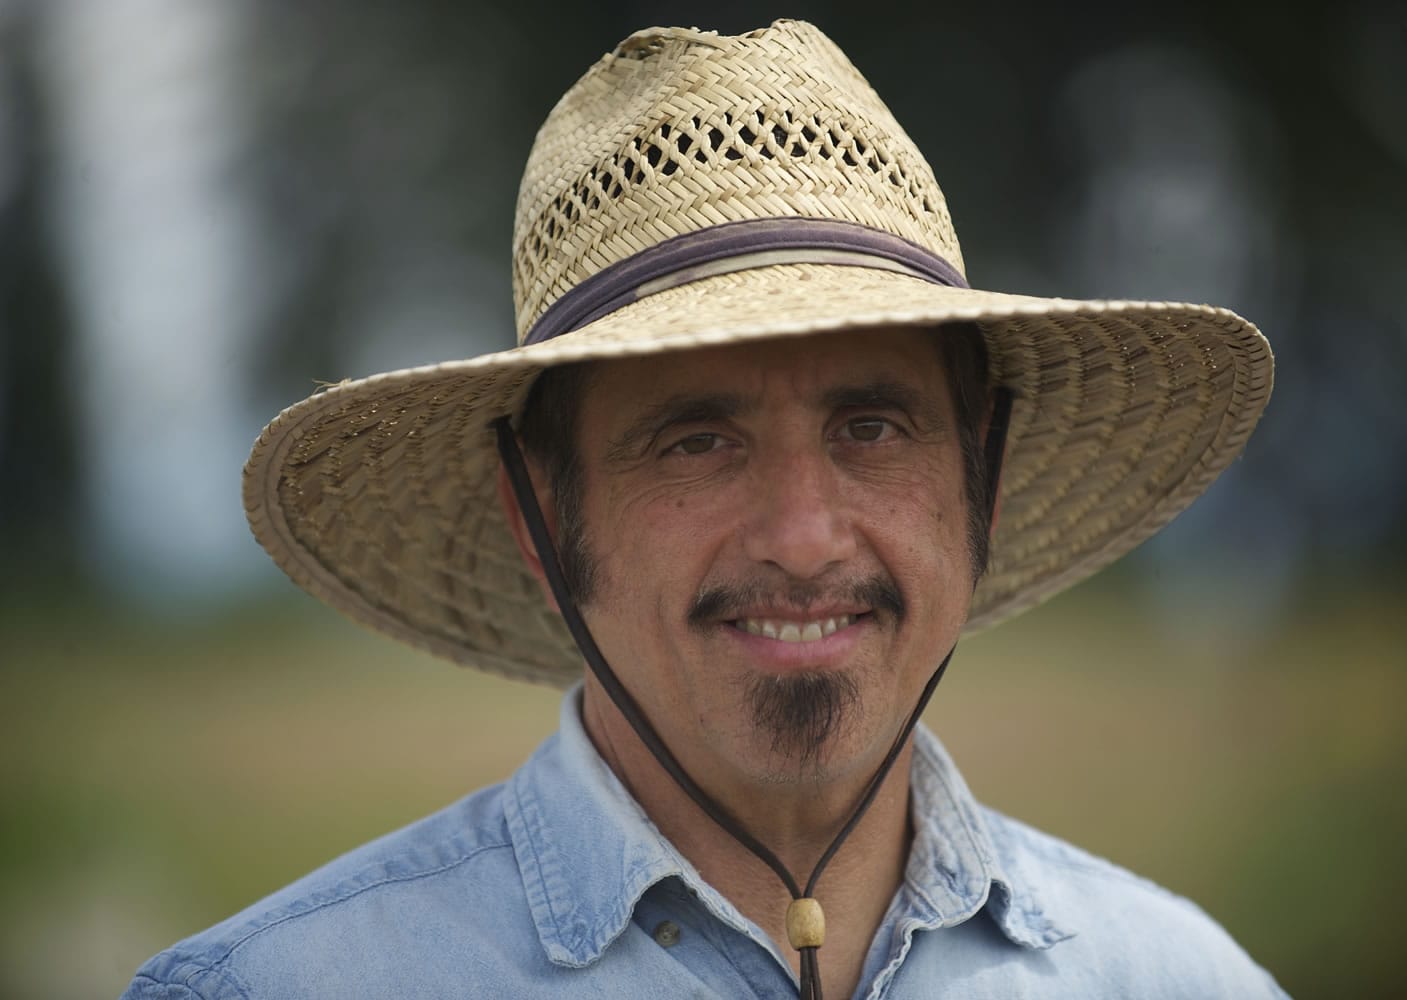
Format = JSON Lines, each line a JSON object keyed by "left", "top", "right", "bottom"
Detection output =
{"left": 653, "top": 920, "right": 682, "bottom": 948}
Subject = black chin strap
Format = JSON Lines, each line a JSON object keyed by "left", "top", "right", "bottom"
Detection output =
{"left": 984, "top": 388, "right": 1014, "bottom": 524}
{"left": 492, "top": 385, "right": 1011, "bottom": 1000}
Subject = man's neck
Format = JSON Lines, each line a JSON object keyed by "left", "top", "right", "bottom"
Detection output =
{"left": 582, "top": 686, "right": 914, "bottom": 1000}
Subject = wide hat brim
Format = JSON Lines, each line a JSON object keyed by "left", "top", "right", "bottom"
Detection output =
{"left": 244, "top": 261, "right": 1272, "bottom": 686}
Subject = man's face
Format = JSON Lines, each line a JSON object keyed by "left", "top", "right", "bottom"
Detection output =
{"left": 564, "top": 326, "right": 977, "bottom": 787}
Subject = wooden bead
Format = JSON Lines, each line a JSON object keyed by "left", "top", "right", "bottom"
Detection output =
{"left": 786, "top": 897, "right": 826, "bottom": 949}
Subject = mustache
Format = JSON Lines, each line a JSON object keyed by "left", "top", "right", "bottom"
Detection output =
{"left": 687, "top": 575, "right": 905, "bottom": 628}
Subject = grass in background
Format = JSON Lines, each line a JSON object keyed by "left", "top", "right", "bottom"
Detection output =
{"left": 2, "top": 577, "right": 1403, "bottom": 999}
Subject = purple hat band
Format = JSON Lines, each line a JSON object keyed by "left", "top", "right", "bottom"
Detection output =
{"left": 522, "top": 217, "right": 970, "bottom": 346}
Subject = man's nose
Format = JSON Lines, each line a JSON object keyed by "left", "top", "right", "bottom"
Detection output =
{"left": 741, "top": 447, "right": 857, "bottom": 579}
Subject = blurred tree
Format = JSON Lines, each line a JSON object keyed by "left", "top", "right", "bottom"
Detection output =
{"left": 0, "top": 9, "right": 81, "bottom": 595}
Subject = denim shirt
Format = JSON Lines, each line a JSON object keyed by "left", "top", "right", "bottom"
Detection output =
{"left": 123, "top": 686, "right": 1288, "bottom": 998}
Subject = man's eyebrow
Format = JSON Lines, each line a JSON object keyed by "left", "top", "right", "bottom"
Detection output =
{"left": 821, "top": 380, "right": 948, "bottom": 430}
{"left": 606, "top": 392, "right": 750, "bottom": 462}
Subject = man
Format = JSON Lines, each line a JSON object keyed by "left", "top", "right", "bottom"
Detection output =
{"left": 125, "top": 20, "right": 1285, "bottom": 999}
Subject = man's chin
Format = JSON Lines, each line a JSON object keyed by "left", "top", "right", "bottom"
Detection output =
{"left": 742, "top": 745, "right": 846, "bottom": 786}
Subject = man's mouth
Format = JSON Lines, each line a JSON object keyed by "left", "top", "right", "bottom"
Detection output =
{"left": 730, "top": 613, "right": 864, "bottom": 643}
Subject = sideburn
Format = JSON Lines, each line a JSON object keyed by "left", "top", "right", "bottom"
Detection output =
{"left": 518, "top": 362, "right": 599, "bottom": 605}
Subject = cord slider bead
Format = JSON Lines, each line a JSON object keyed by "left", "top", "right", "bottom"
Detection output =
{"left": 786, "top": 897, "right": 826, "bottom": 949}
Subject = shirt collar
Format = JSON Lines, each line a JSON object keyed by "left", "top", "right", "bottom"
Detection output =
{"left": 504, "top": 684, "right": 1071, "bottom": 968}
{"left": 904, "top": 724, "right": 1074, "bottom": 949}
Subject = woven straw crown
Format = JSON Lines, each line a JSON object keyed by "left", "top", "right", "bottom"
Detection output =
{"left": 512, "top": 22, "right": 964, "bottom": 340}
{"left": 243, "top": 20, "right": 1273, "bottom": 686}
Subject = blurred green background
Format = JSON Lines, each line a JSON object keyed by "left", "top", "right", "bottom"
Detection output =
{"left": 1, "top": 2, "right": 1404, "bottom": 998}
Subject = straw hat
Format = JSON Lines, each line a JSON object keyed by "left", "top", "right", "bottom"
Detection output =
{"left": 243, "top": 19, "right": 1273, "bottom": 687}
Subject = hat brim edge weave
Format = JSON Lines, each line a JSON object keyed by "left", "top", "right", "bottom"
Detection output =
{"left": 244, "top": 264, "right": 1273, "bottom": 687}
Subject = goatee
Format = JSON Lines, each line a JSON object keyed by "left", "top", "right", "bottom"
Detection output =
{"left": 745, "top": 669, "right": 861, "bottom": 769}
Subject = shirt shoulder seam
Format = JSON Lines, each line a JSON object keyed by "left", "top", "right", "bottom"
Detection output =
{"left": 201, "top": 838, "right": 514, "bottom": 973}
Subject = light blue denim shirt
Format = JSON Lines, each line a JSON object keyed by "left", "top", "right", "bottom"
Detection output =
{"left": 124, "top": 686, "right": 1287, "bottom": 998}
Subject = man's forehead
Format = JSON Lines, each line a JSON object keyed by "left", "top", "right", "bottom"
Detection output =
{"left": 584, "top": 326, "right": 950, "bottom": 410}
{"left": 579, "top": 327, "right": 955, "bottom": 460}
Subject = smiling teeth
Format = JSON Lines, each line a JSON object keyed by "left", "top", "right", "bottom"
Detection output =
{"left": 739, "top": 615, "right": 854, "bottom": 642}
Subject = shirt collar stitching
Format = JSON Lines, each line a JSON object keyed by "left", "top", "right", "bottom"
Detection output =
{"left": 907, "top": 726, "right": 1072, "bottom": 948}
{"left": 509, "top": 689, "right": 766, "bottom": 967}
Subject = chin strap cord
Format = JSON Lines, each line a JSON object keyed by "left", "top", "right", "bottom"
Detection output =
{"left": 491, "top": 385, "right": 1010, "bottom": 1000}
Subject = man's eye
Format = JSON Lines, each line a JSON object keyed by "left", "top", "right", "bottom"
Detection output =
{"left": 844, "top": 418, "right": 891, "bottom": 442}
{"left": 671, "top": 433, "right": 720, "bottom": 455}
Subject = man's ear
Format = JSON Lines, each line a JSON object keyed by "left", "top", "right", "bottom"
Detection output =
{"left": 495, "top": 457, "right": 562, "bottom": 614}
